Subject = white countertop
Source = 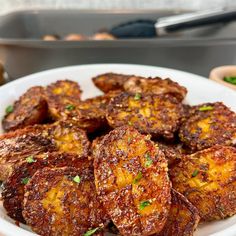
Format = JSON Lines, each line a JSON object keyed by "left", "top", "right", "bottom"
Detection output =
{"left": 0, "top": 0, "right": 235, "bottom": 15}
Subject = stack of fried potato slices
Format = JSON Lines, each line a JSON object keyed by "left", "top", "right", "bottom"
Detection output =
{"left": 0, "top": 72, "right": 235, "bottom": 236}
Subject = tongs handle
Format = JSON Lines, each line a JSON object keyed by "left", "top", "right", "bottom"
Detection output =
{"left": 155, "top": 9, "right": 236, "bottom": 35}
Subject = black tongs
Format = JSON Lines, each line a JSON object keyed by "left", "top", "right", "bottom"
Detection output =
{"left": 110, "top": 9, "right": 236, "bottom": 38}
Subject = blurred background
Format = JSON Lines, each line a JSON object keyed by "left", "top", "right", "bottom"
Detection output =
{"left": 0, "top": 0, "right": 236, "bottom": 13}
{"left": 0, "top": 0, "right": 236, "bottom": 83}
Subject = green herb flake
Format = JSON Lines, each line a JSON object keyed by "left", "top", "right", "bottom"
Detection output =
{"left": 223, "top": 76, "right": 236, "bottom": 85}
{"left": 65, "top": 104, "right": 75, "bottom": 111}
{"left": 128, "top": 137, "right": 132, "bottom": 143}
{"left": 134, "top": 93, "right": 141, "bottom": 100}
{"left": 144, "top": 152, "right": 153, "bottom": 167}
{"left": 199, "top": 106, "right": 214, "bottom": 111}
{"left": 83, "top": 227, "right": 100, "bottom": 236}
{"left": 5, "top": 105, "right": 14, "bottom": 114}
{"left": 192, "top": 169, "right": 199, "bottom": 177}
{"left": 21, "top": 177, "right": 30, "bottom": 185}
{"left": 133, "top": 172, "right": 142, "bottom": 184}
{"left": 128, "top": 121, "right": 132, "bottom": 126}
{"left": 73, "top": 175, "right": 81, "bottom": 184}
{"left": 139, "top": 200, "right": 151, "bottom": 210}
{"left": 26, "top": 155, "right": 36, "bottom": 163}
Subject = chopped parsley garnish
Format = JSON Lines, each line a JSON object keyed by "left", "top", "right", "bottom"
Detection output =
{"left": 21, "top": 177, "right": 30, "bottom": 185}
{"left": 128, "top": 121, "right": 132, "bottom": 126}
{"left": 65, "top": 104, "right": 75, "bottom": 111}
{"left": 133, "top": 172, "right": 142, "bottom": 184}
{"left": 192, "top": 169, "right": 199, "bottom": 177}
{"left": 223, "top": 76, "right": 236, "bottom": 85}
{"left": 83, "top": 227, "right": 100, "bottom": 236}
{"left": 199, "top": 106, "right": 214, "bottom": 111}
{"left": 128, "top": 137, "right": 132, "bottom": 143}
{"left": 26, "top": 155, "right": 36, "bottom": 163}
{"left": 139, "top": 200, "right": 151, "bottom": 210}
{"left": 134, "top": 93, "right": 141, "bottom": 100}
{"left": 73, "top": 175, "right": 81, "bottom": 184}
{"left": 144, "top": 152, "right": 153, "bottom": 167}
{"left": 5, "top": 105, "right": 13, "bottom": 114}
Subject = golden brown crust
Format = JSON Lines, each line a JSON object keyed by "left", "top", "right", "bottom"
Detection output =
{"left": 94, "top": 126, "right": 171, "bottom": 235}
{"left": 170, "top": 145, "right": 236, "bottom": 221}
{"left": 2, "top": 86, "right": 48, "bottom": 131}
{"left": 46, "top": 89, "right": 121, "bottom": 133}
{"left": 179, "top": 102, "right": 236, "bottom": 151}
{"left": 124, "top": 77, "right": 187, "bottom": 102}
{"left": 46, "top": 80, "right": 82, "bottom": 99}
{"left": 92, "top": 73, "right": 132, "bottom": 93}
{"left": 0, "top": 121, "right": 90, "bottom": 181}
{"left": 158, "top": 189, "right": 200, "bottom": 236}
{"left": 106, "top": 92, "right": 184, "bottom": 139}
{"left": 156, "top": 141, "right": 185, "bottom": 167}
{"left": 23, "top": 167, "right": 109, "bottom": 236}
{"left": 2, "top": 152, "right": 91, "bottom": 223}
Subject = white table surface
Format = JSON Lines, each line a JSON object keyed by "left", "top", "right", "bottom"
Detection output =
{"left": 0, "top": 0, "right": 235, "bottom": 15}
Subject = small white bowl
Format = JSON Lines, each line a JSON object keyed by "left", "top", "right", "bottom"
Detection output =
{"left": 209, "top": 65, "right": 236, "bottom": 91}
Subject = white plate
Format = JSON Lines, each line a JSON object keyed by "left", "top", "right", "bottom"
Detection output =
{"left": 0, "top": 64, "right": 235, "bottom": 236}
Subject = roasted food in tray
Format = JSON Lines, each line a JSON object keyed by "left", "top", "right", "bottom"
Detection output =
{"left": 170, "top": 145, "right": 236, "bottom": 221}
{"left": 23, "top": 166, "right": 109, "bottom": 236}
{"left": 0, "top": 72, "right": 236, "bottom": 236}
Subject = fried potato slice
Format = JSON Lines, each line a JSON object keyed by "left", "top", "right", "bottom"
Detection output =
{"left": 106, "top": 92, "right": 184, "bottom": 139}
{"left": 179, "top": 102, "right": 236, "bottom": 151}
{"left": 158, "top": 189, "right": 200, "bottom": 236}
{"left": 23, "top": 167, "right": 109, "bottom": 236}
{"left": 92, "top": 73, "right": 132, "bottom": 93}
{"left": 46, "top": 89, "right": 121, "bottom": 132}
{"left": 124, "top": 77, "right": 187, "bottom": 102}
{"left": 156, "top": 141, "right": 185, "bottom": 167}
{"left": 170, "top": 145, "right": 236, "bottom": 221}
{"left": 0, "top": 126, "right": 56, "bottom": 181}
{"left": 0, "top": 121, "right": 90, "bottom": 181}
{"left": 46, "top": 80, "right": 82, "bottom": 99}
{"left": 2, "top": 86, "right": 48, "bottom": 131}
{"left": 2, "top": 152, "right": 91, "bottom": 223}
{"left": 94, "top": 126, "right": 171, "bottom": 235}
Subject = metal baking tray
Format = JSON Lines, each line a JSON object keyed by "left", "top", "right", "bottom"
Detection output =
{"left": 0, "top": 9, "right": 236, "bottom": 80}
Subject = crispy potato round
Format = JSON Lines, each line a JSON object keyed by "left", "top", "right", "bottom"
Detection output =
{"left": 179, "top": 102, "right": 236, "bottom": 151}
{"left": 46, "top": 121, "right": 90, "bottom": 156}
{"left": 124, "top": 77, "right": 187, "bottom": 102}
{"left": 23, "top": 167, "right": 109, "bottom": 236}
{"left": 46, "top": 90, "right": 121, "bottom": 133}
{"left": 0, "top": 126, "right": 56, "bottom": 181}
{"left": 46, "top": 80, "right": 82, "bottom": 99}
{"left": 170, "top": 145, "right": 236, "bottom": 221}
{"left": 2, "top": 86, "right": 48, "bottom": 131}
{"left": 2, "top": 152, "right": 91, "bottom": 223}
{"left": 106, "top": 92, "right": 184, "bottom": 139}
{"left": 92, "top": 73, "right": 132, "bottom": 93}
{"left": 94, "top": 126, "right": 171, "bottom": 235}
{"left": 156, "top": 141, "right": 185, "bottom": 167}
{"left": 158, "top": 189, "right": 200, "bottom": 236}
{"left": 0, "top": 121, "right": 90, "bottom": 181}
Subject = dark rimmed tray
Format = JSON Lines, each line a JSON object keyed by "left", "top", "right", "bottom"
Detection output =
{"left": 0, "top": 9, "right": 236, "bottom": 80}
